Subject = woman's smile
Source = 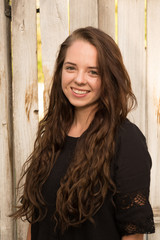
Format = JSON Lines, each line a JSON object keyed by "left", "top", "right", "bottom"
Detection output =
{"left": 71, "top": 87, "right": 90, "bottom": 97}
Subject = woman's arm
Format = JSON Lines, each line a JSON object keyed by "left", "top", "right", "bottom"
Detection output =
{"left": 122, "top": 234, "right": 144, "bottom": 240}
{"left": 26, "top": 224, "right": 31, "bottom": 240}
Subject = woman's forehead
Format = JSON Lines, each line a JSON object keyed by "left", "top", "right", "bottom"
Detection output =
{"left": 64, "top": 40, "right": 98, "bottom": 67}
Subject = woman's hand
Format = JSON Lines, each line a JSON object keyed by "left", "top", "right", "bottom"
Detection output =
{"left": 122, "top": 234, "right": 144, "bottom": 240}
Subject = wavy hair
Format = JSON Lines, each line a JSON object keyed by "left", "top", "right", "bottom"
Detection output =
{"left": 12, "top": 27, "right": 137, "bottom": 233}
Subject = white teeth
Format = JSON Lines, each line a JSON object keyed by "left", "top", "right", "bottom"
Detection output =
{"left": 72, "top": 88, "right": 88, "bottom": 94}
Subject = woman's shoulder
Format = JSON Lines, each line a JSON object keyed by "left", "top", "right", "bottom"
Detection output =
{"left": 118, "top": 118, "right": 145, "bottom": 142}
{"left": 113, "top": 118, "right": 152, "bottom": 192}
{"left": 115, "top": 118, "right": 149, "bottom": 155}
{"left": 115, "top": 119, "right": 151, "bottom": 178}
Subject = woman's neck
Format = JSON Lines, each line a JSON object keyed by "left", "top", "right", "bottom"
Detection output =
{"left": 68, "top": 106, "right": 97, "bottom": 137}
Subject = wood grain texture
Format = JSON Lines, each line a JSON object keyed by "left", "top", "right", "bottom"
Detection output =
{"left": 98, "top": 0, "right": 115, "bottom": 40}
{"left": 118, "top": 0, "right": 146, "bottom": 134}
{"left": 12, "top": 0, "right": 39, "bottom": 238}
{"left": 149, "top": 224, "right": 160, "bottom": 240}
{"left": 147, "top": 0, "right": 160, "bottom": 229}
{"left": 69, "top": 0, "right": 98, "bottom": 33}
{"left": 0, "top": 1, "right": 13, "bottom": 239}
{"left": 40, "top": 0, "right": 69, "bottom": 110}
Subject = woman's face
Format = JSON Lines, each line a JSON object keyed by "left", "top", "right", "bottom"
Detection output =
{"left": 61, "top": 40, "right": 101, "bottom": 112}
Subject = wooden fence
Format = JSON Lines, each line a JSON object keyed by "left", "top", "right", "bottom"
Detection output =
{"left": 0, "top": 0, "right": 160, "bottom": 239}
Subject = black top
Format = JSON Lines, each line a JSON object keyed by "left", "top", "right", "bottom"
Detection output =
{"left": 31, "top": 119, "right": 155, "bottom": 240}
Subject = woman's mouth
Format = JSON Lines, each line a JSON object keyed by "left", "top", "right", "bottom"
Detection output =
{"left": 71, "top": 87, "right": 90, "bottom": 95}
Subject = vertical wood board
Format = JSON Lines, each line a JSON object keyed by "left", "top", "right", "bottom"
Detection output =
{"left": 12, "top": 0, "right": 39, "bottom": 238}
{"left": 0, "top": 1, "right": 13, "bottom": 239}
{"left": 40, "top": 0, "right": 69, "bottom": 110}
{"left": 147, "top": 0, "right": 160, "bottom": 226}
{"left": 98, "top": 0, "right": 115, "bottom": 40}
{"left": 69, "top": 0, "right": 98, "bottom": 33}
{"left": 118, "top": 0, "right": 146, "bottom": 133}
{"left": 148, "top": 224, "right": 160, "bottom": 240}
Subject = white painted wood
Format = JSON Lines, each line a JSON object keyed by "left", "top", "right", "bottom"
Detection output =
{"left": 69, "top": 0, "right": 98, "bottom": 33}
{"left": 0, "top": 1, "right": 13, "bottom": 239}
{"left": 148, "top": 224, "right": 160, "bottom": 240}
{"left": 98, "top": 0, "right": 115, "bottom": 40}
{"left": 118, "top": 0, "right": 146, "bottom": 134}
{"left": 40, "top": 0, "right": 69, "bottom": 110}
{"left": 147, "top": 0, "right": 160, "bottom": 231}
{"left": 12, "top": 0, "right": 39, "bottom": 239}
{"left": 38, "top": 82, "right": 44, "bottom": 120}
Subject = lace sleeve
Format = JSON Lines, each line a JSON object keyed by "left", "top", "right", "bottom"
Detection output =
{"left": 113, "top": 188, "right": 155, "bottom": 236}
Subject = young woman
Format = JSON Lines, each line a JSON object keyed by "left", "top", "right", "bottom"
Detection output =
{"left": 13, "top": 27, "right": 155, "bottom": 240}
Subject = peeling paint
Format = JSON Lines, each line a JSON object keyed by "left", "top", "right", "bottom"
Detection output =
{"left": 25, "top": 82, "right": 38, "bottom": 121}
{"left": 43, "top": 66, "right": 53, "bottom": 111}
{"left": 19, "top": 20, "right": 25, "bottom": 32}
{"left": 157, "top": 98, "right": 160, "bottom": 125}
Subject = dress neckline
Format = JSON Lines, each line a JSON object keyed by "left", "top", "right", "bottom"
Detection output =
{"left": 66, "top": 135, "right": 79, "bottom": 141}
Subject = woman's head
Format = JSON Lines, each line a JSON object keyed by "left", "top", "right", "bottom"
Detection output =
{"left": 61, "top": 39, "right": 101, "bottom": 113}
{"left": 50, "top": 26, "right": 136, "bottom": 121}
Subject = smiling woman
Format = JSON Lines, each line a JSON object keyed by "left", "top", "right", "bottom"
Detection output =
{"left": 11, "top": 27, "right": 155, "bottom": 240}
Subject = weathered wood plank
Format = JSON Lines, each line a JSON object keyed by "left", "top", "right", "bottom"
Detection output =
{"left": 69, "top": 0, "right": 98, "bottom": 33}
{"left": 0, "top": 1, "right": 13, "bottom": 239}
{"left": 98, "top": 0, "right": 115, "bottom": 40}
{"left": 118, "top": 0, "right": 146, "bottom": 134}
{"left": 12, "top": 0, "right": 39, "bottom": 239}
{"left": 147, "top": 0, "right": 160, "bottom": 230}
{"left": 40, "top": 0, "right": 69, "bottom": 110}
{"left": 149, "top": 224, "right": 160, "bottom": 240}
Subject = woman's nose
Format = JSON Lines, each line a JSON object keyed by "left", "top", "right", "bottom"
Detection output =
{"left": 74, "top": 71, "right": 87, "bottom": 85}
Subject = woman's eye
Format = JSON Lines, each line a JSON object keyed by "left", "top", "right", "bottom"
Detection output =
{"left": 66, "top": 66, "right": 75, "bottom": 71}
{"left": 89, "top": 70, "right": 99, "bottom": 76}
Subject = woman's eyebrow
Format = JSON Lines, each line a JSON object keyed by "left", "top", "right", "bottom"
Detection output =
{"left": 88, "top": 66, "right": 99, "bottom": 69}
{"left": 64, "top": 62, "right": 98, "bottom": 69}
{"left": 64, "top": 62, "right": 76, "bottom": 66}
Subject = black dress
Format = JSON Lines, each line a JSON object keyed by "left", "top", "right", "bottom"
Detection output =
{"left": 31, "top": 119, "right": 155, "bottom": 240}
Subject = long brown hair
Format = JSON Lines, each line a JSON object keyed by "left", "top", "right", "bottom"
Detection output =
{"left": 12, "top": 27, "right": 137, "bottom": 232}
